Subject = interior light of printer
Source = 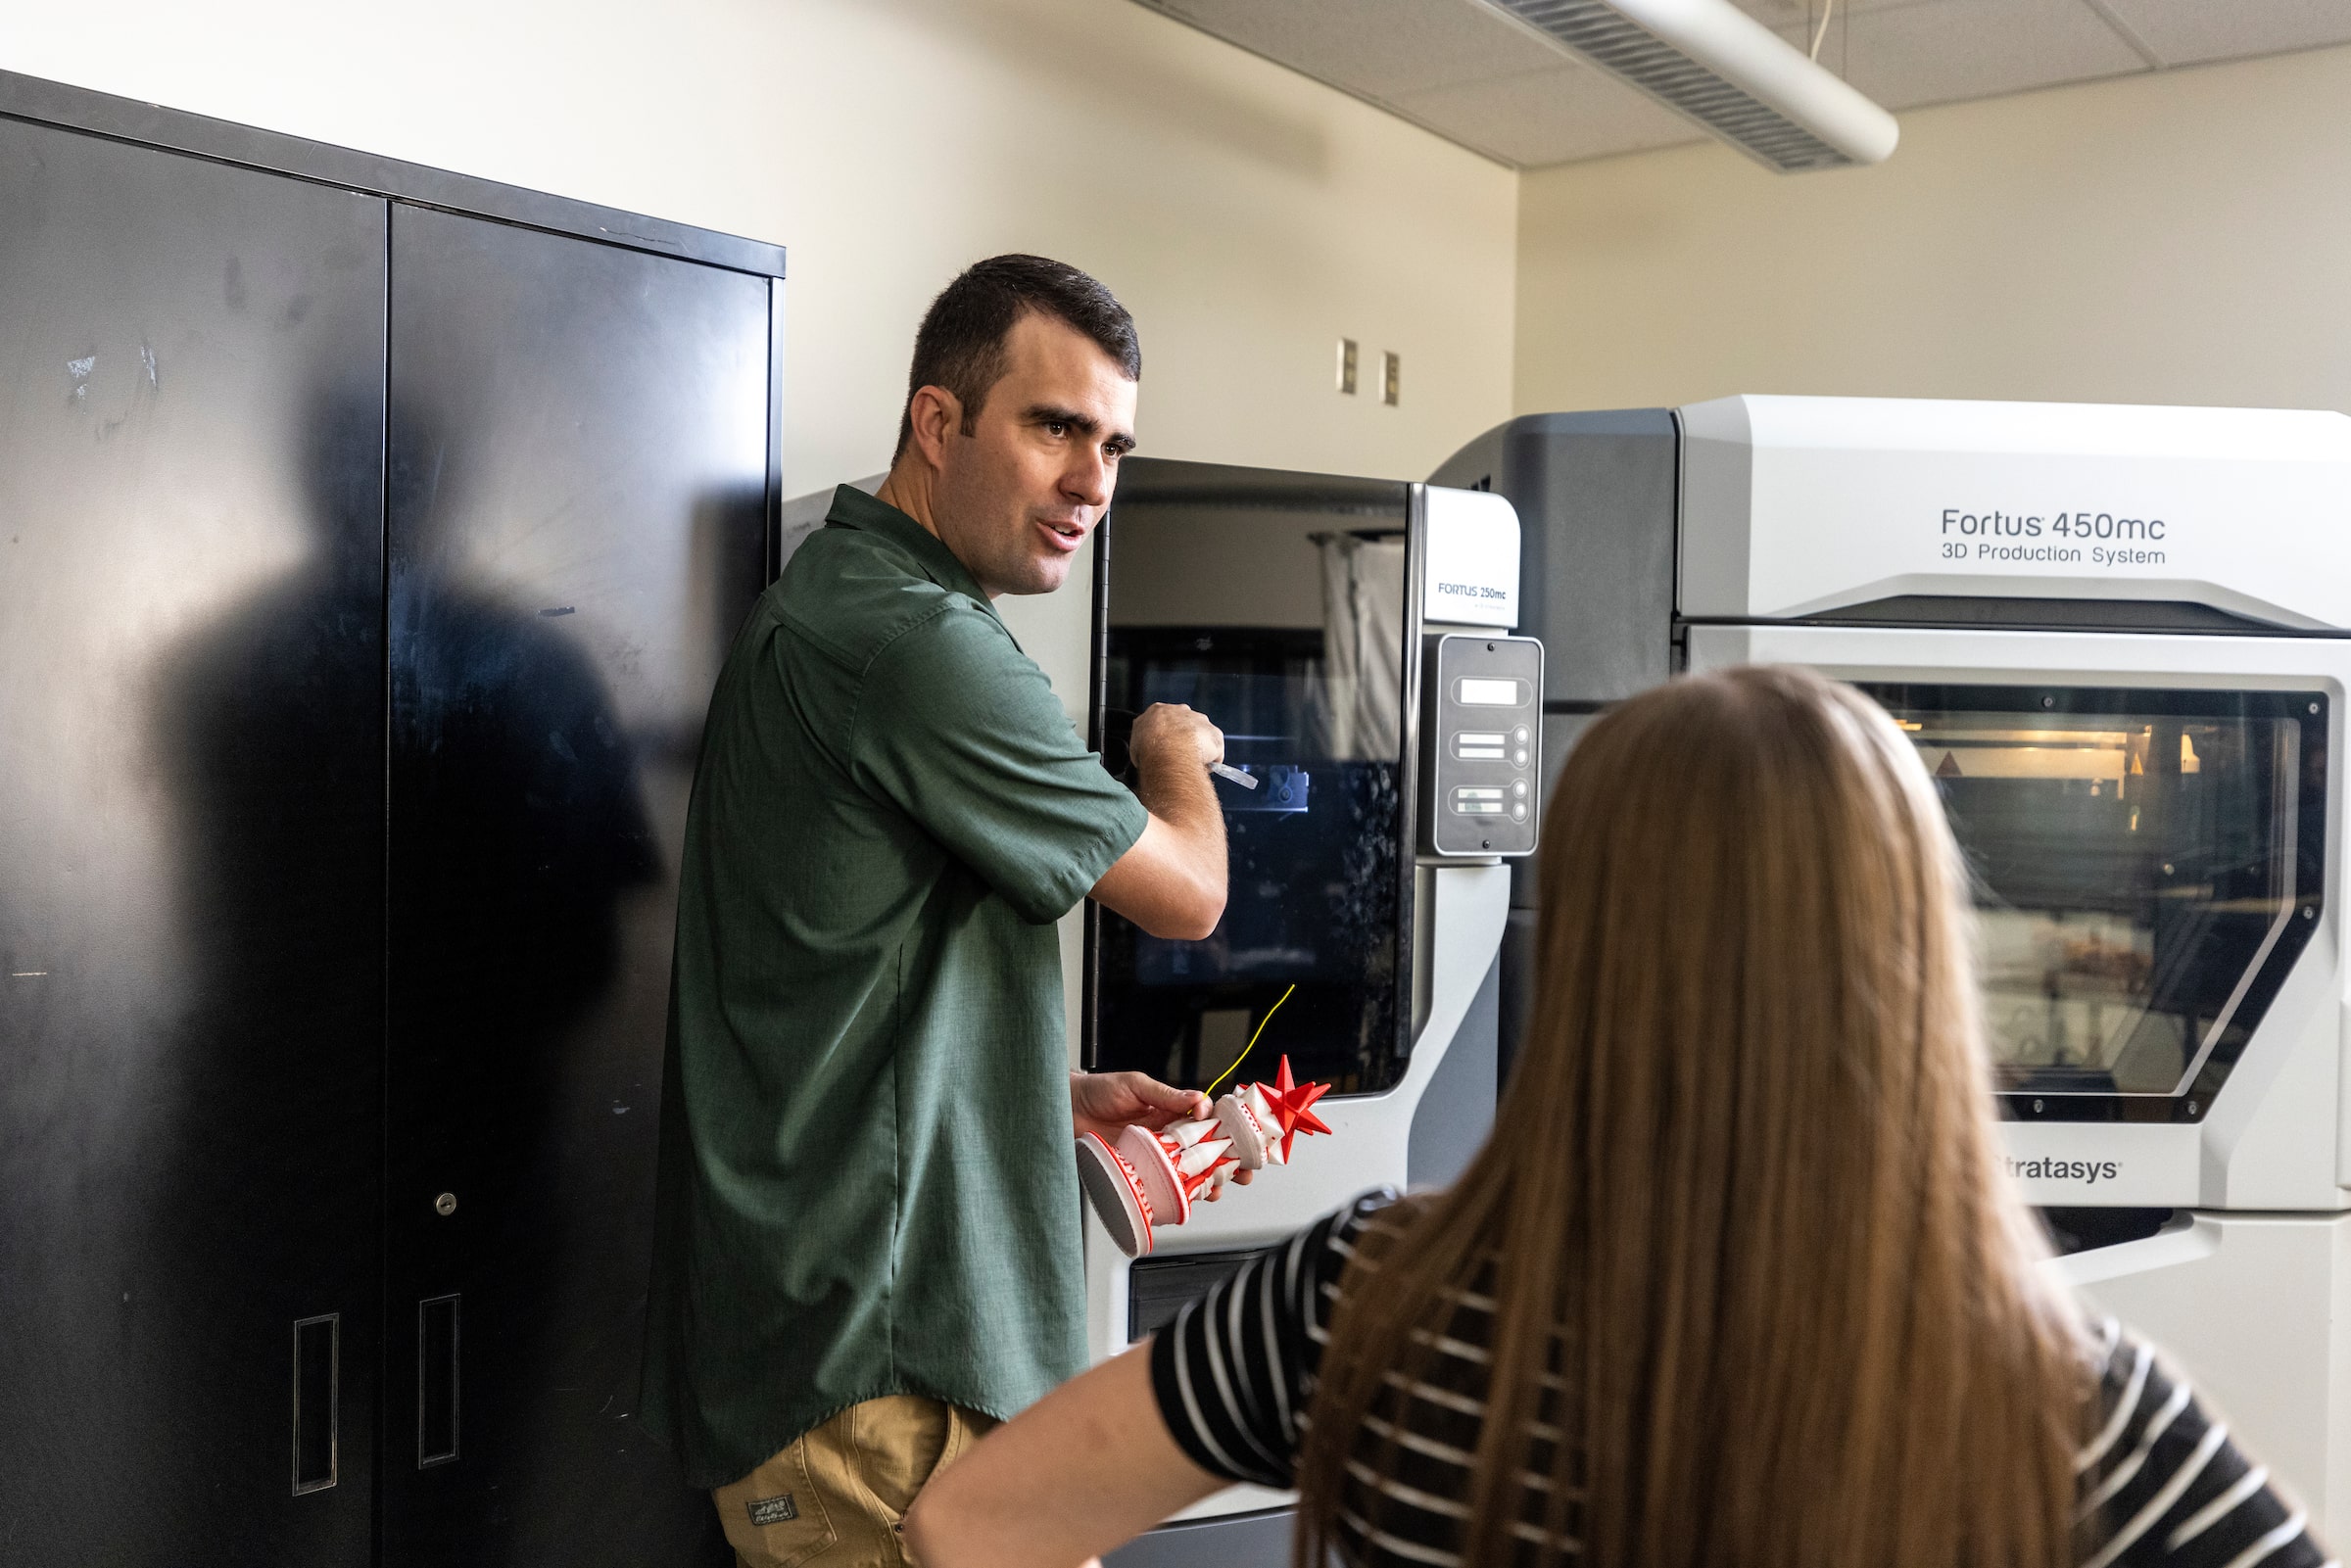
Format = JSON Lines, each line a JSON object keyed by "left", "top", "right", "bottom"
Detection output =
{"left": 1904, "top": 740, "right": 2126, "bottom": 784}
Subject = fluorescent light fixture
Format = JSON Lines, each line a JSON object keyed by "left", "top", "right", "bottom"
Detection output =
{"left": 1481, "top": 0, "right": 1898, "bottom": 171}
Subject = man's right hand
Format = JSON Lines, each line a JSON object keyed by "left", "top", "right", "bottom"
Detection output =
{"left": 1090, "top": 703, "right": 1228, "bottom": 941}
{"left": 1128, "top": 702, "right": 1223, "bottom": 778}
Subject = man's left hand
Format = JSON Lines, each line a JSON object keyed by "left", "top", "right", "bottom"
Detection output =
{"left": 1071, "top": 1070, "right": 1203, "bottom": 1138}
{"left": 1069, "top": 1071, "right": 1258, "bottom": 1193}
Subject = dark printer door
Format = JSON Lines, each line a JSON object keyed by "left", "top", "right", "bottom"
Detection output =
{"left": 1086, "top": 461, "right": 1419, "bottom": 1099}
{"left": 382, "top": 203, "right": 769, "bottom": 1564}
{"left": 0, "top": 118, "right": 385, "bottom": 1562}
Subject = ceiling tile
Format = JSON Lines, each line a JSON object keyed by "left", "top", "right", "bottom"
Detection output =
{"left": 1731, "top": 0, "right": 1943, "bottom": 25}
{"left": 1386, "top": 62, "right": 1705, "bottom": 166}
{"left": 1138, "top": 0, "right": 1560, "bottom": 98}
{"left": 1729, "top": 0, "right": 1977, "bottom": 58}
{"left": 1792, "top": 0, "right": 2150, "bottom": 110}
{"left": 2095, "top": 0, "right": 2351, "bottom": 66}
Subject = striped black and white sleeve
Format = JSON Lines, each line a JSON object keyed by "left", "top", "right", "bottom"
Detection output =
{"left": 1147, "top": 1189, "right": 1400, "bottom": 1490}
{"left": 2082, "top": 1318, "right": 2333, "bottom": 1568}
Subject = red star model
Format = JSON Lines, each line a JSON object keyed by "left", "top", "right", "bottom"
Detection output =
{"left": 1261, "top": 1054, "right": 1332, "bottom": 1163}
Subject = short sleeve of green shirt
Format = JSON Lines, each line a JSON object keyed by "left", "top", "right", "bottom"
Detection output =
{"left": 855, "top": 602, "right": 1144, "bottom": 925}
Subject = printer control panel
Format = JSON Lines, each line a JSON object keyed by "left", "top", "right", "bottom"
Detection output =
{"left": 1420, "top": 634, "right": 1544, "bottom": 858}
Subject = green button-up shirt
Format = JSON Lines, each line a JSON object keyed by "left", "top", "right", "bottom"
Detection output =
{"left": 643, "top": 487, "right": 1147, "bottom": 1489}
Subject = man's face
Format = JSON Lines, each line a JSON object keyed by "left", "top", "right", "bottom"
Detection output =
{"left": 930, "top": 311, "right": 1137, "bottom": 598}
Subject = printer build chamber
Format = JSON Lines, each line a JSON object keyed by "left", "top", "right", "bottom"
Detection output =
{"left": 1864, "top": 683, "right": 2325, "bottom": 1117}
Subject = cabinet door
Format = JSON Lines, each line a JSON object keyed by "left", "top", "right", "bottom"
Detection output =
{"left": 0, "top": 119, "right": 386, "bottom": 1562}
{"left": 383, "top": 202, "right": 769, "bottom": 1564}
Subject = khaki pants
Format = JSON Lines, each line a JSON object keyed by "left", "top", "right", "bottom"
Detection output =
{"left": 712, "top": 1396, "right": 999, "bottom": 1568}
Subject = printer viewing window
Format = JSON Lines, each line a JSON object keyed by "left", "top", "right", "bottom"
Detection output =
{"left": 1860, "top": 685, "right": 2326, "bottom": 1122}
{"left": 1086, "top": 470, "right": 1417, "bottom": 1098}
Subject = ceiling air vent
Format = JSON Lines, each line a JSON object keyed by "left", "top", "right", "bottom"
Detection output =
{"left": 1483, "top": 0, "right": 1897, "bottom": 171}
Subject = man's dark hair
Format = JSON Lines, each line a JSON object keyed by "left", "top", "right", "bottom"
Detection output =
{"left": 895, "top": 255, "right": 1140, "bottom": 457}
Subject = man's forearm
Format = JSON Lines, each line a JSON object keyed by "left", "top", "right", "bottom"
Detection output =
{"left": 1132, "top": 759, "right": 1224, "bottom": 911}
{"left": 1133, "top": 756, "right": 1221, "bottom": 852}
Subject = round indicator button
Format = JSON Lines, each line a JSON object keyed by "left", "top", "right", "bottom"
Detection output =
{"left": 1511, "top": 750, "right": 1529, "bottom": 768}
{"left": 1511, "top": 726, "right": 1529, "bottom": 744}
{"left": 1511, "top": 803, "right": 1527, "bottom": 822}
{"left": 1511, "top": 780, "right": 1528, "bottom": 798}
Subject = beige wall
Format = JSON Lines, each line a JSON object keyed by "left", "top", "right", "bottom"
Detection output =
{"left": 1516, "top": 44, "right": 2351, "bottom": 420}
{"left": 2, "top": 0, "right": 1516, "bottom": 494}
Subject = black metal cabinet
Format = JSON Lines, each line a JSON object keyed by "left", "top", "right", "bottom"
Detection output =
{"left": 0, "top": 117, "right": 387, "bottom": 1564}
{"left": 0, "top": 73, "right": 782, "bottom": 1566}
{"left": 381, "top": 204, "right": 766, "bottom": 1566}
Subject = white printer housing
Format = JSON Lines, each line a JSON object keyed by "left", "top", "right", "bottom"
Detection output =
{"left": 1439, "top": 395, "right": 2351, "bottom": 1534}
{"left": 1682, "top": 396, "right": 2351, "bottom": 1213}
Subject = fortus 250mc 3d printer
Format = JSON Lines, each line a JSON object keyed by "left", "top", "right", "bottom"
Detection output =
{"left": 1083, "top": 458, "right": 1542, "bottom": 1559}
{"left": 1438, "top": 395, "right": 2351, "bottom": 1533}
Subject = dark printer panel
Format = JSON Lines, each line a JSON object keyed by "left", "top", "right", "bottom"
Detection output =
{"left": 1429, "top": 408, "right": 1680, "bottom": 709}
{"left": 1430, "top": 412, "right": 1678, "bottom": 1082}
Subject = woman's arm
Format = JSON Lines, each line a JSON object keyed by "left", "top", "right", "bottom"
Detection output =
{"left": 910, "top": 1195, "right": 1400, "bottom": 1565}
{"left": 902, "top": 1343, "right": 1226, "bottom": 1568}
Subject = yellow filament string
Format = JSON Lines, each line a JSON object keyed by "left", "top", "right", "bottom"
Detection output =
{"left": 1205, "top": 983, "right": 1296, "bottom": 1096}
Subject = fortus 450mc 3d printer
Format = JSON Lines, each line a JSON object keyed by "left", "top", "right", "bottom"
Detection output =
{"left": 1439, "top": 395, "right": 2351, "bottom": 1533}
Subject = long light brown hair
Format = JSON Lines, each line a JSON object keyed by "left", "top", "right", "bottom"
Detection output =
{"left": 1296, "top": 665, "right": 2090, "bottom": 1568}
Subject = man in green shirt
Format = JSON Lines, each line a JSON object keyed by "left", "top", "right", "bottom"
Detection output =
{"left": 644, "top": 256, "right": 1229, "bottom": 1567}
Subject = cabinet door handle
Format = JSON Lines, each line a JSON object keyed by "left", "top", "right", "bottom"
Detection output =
{"left": 417, "top": 1293, "right": 460, "bottom": 1468}
{"left": 292, "top": 1313, "right": 340, "bottom": 1495}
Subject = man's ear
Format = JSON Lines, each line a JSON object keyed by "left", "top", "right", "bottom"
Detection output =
{"left": 905, "top": 385, "right": 965, "bottom": 470}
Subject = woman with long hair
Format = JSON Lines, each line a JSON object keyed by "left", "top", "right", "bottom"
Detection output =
{"left": 902, "top": 666, "right": 2327, "bottom": 1568}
